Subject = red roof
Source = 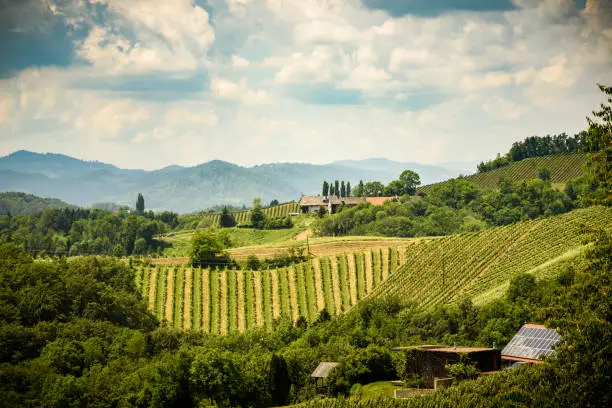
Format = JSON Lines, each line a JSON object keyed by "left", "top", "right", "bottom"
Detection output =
{"left": 365, "top": 196, "right": 397, "bottom": 206}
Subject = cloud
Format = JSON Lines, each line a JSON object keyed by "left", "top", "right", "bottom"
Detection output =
{"left": 0, "top": 0, "right": 611, "bottom": 172}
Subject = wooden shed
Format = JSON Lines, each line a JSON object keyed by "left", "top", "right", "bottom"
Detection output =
{"left": 311, "top": 361, "right": 340, "bottom": 393}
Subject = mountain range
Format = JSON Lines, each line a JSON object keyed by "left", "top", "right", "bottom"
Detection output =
{"left": 0, "top": 150, "right": 458, "bottom": 213}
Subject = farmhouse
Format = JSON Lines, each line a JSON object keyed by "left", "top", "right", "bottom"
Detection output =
{"left": 391, "top": 345, "right": 501, "bottom": 388}
{"left": 501, "top": 324, "right": 561, "bottom": 364}
{"left": 299, "top": 195, "right": 398, "bottom": 214}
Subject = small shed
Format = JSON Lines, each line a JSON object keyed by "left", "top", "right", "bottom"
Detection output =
{"left": 311, "top": 361, "right": 340, "bottom": 392}
{"left": 392, "top": 345, "right": 501, "bottom": 388}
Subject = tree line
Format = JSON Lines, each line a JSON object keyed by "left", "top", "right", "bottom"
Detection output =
{"left": 477, "top": 132, "right": 590, "bottom": 173}
{"left": 0, "top": 194, "right": 179, "bottom": 257}
{"left": 322, "top": 170, "right": 421, "bottom": 199}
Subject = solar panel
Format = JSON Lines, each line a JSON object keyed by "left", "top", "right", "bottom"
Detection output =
{"left": 501, "top": 325, "right": 561, "bottom": 361}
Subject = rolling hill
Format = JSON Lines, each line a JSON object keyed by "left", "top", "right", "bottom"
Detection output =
{"left": 136, "top": 206, "right": 612, "bottom": 333}
{"left": 417, "top": 153, "right": 587, "bottom": 194}
{"left": 0, "top": 150, "right": 455, "bottom": 213}
{"left": 0, "top": 192, "right": 74, "bottom": 215}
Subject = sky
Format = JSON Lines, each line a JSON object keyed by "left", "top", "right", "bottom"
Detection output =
{"left": 0, "top": 0, "right": 611, "bottom": 170}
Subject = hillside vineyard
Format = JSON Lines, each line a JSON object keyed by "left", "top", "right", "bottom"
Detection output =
{"left": 135, "top": 207, "right": 612, "bottom": 334}
{"left": 135, "top": 247, "right": 406, "bottom": 333}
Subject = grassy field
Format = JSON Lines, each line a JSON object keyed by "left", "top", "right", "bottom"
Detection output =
{"left": 418, "top": 153, "right": 586, "bottom": 193}
{"left": 136, "top": 247, "right": 406, "bottom": 333}
{"left": 369, "top": 206, "right": 612, "bottom": 308}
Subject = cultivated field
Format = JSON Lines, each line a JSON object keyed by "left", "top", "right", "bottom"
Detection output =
{"left": 369, "top": 206, "right": 612, "bottom": 308}
{"left": 196, "top": 202, "right": 300, "bottom": 226}
{"left": 418, "top": 153, "right": 586, "bottom": 193}
{"left": 136, "top": 246, "right": 406, "bottom": 333}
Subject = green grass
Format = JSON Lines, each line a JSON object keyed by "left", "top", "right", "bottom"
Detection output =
{"left": 418, "top": 153, "right": 586, "bottom": 193}
{"left": 350, "top": 382, "right": 396, "bottom": 399}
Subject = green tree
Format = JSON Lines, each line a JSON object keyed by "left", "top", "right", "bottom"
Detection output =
{"left": 340, "top": 181, "right": 346, "bottom": 197}
{"left": 250, "top": 198, "right": 266, "bottom": 229}
{"left": 362, "top": 181, "right": 384, "bottom": 196}
{"left": 135, "top": 193, "right": 145, "bottom": 215}
{"left": 132, "top": 238, "right": 148, "bottom": 255}
{"left": 398, "top": 170, "right": 421, "bottom": 196}
{"left": 583, "top": 83, "right": 612, "bottom": 205}
{"left": 346, "top": 181, "right": 351, "bottom": 197}
{"left": 269, "top": 354, "right": 291, "bottom": 406}
{"left": 334, "top": 180, "right": 340, "bottom": 197}
{"left": 539, "top": 167, "right": 551, "bottom": 182}
{"left": 322, "top": 181, "right": 329, "bottom": 197}
{"left": 188, "top": 229, "right": 229, "bottom": 268}
{"left": 219, "top": 206, "right": 236, "bottom": 228}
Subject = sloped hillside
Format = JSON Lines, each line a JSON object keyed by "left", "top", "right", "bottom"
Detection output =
{"left": 418, "top": 153, "right": 586, "bottom": 193}
{"left": 368, "top": 206, "right": 612, "bottom": 308}
{"left": 135, "top": 247, "right": 406, "bottom": 334}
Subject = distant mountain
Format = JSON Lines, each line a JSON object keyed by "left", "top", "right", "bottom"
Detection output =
{"left": 0, "top": 192, "right": 74, "bottom": 215}
{"left": 0, "top": 151, "right": 457, "bottom": 213}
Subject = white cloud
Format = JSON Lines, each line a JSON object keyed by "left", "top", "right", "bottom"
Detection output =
{"left": 231, "top": 55, "right": 251, "bottom": 68}
{"left": 211, "top": 77, "right": 271, "bottom": 105}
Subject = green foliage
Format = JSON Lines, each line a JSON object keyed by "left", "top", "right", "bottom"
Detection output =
{"left": 0, "top": 192, "right": 74, "bottom": 216}
{"left": 446, "top": 359, "right": 479, "bottom": 381}
{"left": 136, "top": 193, "right": 145, "bottom": 215}
{"left": 250, "top": 198, "right": 266, "bottom": 229}
{"left": 189, "top": 229, "right": 231, "bottom": 268}
{"left": 219, "top": 206, "right": 236, "bottom": 228}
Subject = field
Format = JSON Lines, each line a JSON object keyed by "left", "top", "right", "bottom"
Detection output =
{"left": 141, "top": 206, "right": 612, "bottom": 334}
{"left": 418, "top": 153, "right": 586, "bottom": 193}
{"left": 195, "top": 202, "right": 300, "bottom": 227}
{"left": 369, "top": 206, "right": 612, "bottom": 308}
{"left": 136, "top": 246, "right": 407, "bottom": 333}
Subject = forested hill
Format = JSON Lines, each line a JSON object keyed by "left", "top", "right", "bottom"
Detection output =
{"left": 0, "top": 151, "right": 455, "bottom": 213}
{"left": 0, "top": 192, "right": 74, "bottom": 215}
{"left": 418, "top": 153, "right": 586, "bottom": 194}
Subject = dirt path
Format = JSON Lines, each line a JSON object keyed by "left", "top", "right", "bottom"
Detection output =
{"left": 165, "top": 268, "right": 174, "bottom": 324}
{"left": 312, "top": 259, "right": 324, "bottom": 312}
{"left": 271, "top": 269, "right": 280, "bottom": 320}
{"left": 295, "top": 229, "right": 313, "bottom": 240}
{"left": 219, "top": 271, "right": 228, "bottom": 336}
{"left": 365, "top": 250, "right": 373, "bottom": 294}
{"left": 148, "top": 268, "right": 157, "bottom": 312}
{"left": 202, "top": 269, "right": 210, "bottom": 332}
{"left": 237, "top": 271, "right": 245, "bottom": 332}
{"left": 253, "top": 271, "right": 264, "bottom": 328}
{"left": 347, "top": 253, "right": 358, "bottom": 306}
{"left": 330, "top": 256, "right": 342, "bottom": 315}
{"left": 288, "top": 267, "right": 299, "bottom": 322}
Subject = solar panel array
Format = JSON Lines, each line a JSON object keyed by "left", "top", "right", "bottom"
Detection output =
{"left": 501, "top": 325, "right": 561, "bottom": 361}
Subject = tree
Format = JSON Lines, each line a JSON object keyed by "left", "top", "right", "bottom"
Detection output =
{"left": 329, "top": 184, "right": 335, "bottom": 196}
{"left": 398, "top": 170, "right": 421, "bottom": 196}
{"left": 188, "top": 229, "right": 229, "bottom": 268}
{"left": 334, "top": 180, "right": 340, "bottom": 197}
{"left": 135, "top": 193, "right": 145, "bottom": 215}
{"left": 269, "top": 354, "right": 291, "bottom": 406}
{"left": 354, "top": 180, "right": 364, "bottom": 196}
{"left": 538, "top": 167, "right": 551, "bottom": 182}
{"left": 270, "top": 199, "right": 279, "bottom": 207}
{"left": 219, "top": 206, "right": 236, "bottom": 228}
{"left": 322, "top": 181, "right": 329, "bottom": 197}
{"left": 250, "top": 198, "right": 266, "bottom": 229}
{"left": 582, "top": 83, "right": 612, "bottom": 205}
{"left": 132, "top": 238, "right": 147, "bottom": 255}
{"left": 340, "top": 181, "right": 346, "bottom": 198}
{"left": 346, "top": 181, "right": 351, "bottom": 197}
{"left": 362, "top": 181, "right": 385, "bottom": 197}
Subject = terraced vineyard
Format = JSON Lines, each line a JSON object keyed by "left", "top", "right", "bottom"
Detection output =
{"left": 197, "top": 202, "right": 300, "bottom": 226}
{"left": 369, "top": 206, "right": 612, "bottom": 308}
{"left": 136, "top": 247, "right": 405, "bottom": 333}
{"left": 418, "top": 153, "right": 586, "bottom": 193}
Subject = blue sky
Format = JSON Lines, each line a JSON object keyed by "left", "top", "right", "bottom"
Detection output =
{"left": 0, "top": 0, "right": 610, "bottom": 170}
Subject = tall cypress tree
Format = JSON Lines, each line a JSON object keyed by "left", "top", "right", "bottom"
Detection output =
{"left": 347, "top": 181, "right": 351, "bottom": 197}
{"left": 340, "top": 181, "right": 346, "bottom": 197}
{"left": 135, "top": 193, "right": 145, "bottom": 214}
{"left": 334, "top": 180, "right": 340, "bottom": 197}
{"left": 322, "top": 181, "right": 329, "bottom": 196}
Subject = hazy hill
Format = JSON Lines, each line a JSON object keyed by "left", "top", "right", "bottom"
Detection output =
{"left": 0, "top": 151, "right": 455, "bottom": 213}
{"left": 0, "top": 192, "right": 74, "bottom": 215}
{"left": 417, "top": 153, "right": 587, "bottom": 194}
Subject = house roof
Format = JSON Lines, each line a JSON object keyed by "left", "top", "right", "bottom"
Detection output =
{"left": 391, "top": 345, "right": 496, "bottom": 353}
{"left": 501, "top": 324, "right": 561, "bottom": 363}
{"left": 311, "top": 362, "right": 340, "bottom": 378}
{"left": 365, "top": 196, "right": 397, "bottom": 206}
{"left": 299, "top": 196, "right": 367, "bottom": 206}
